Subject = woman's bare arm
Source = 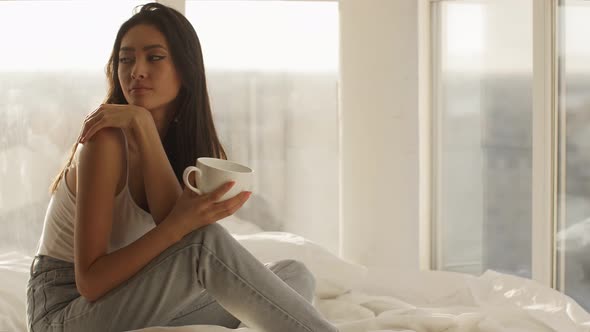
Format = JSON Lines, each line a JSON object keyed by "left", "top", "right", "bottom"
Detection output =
{"left": 74, "top": 127, "right": 181, "bottom": 302}
{"left": 74, "top": 124, "right": 247, "bottom": 302}
{"left": 133, "top": 113, "right": 182, "bottom": 225}
{"left": 78, "top": 105, "right": 182, "bottom": 226}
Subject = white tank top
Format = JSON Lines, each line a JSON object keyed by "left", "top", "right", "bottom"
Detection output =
{"left": 36, "top": 130, "right": 155, "bottom": 262}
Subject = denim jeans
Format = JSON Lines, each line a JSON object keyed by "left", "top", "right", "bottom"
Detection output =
{"left": 27, "top": 223, "right": 338, "bottom": 332}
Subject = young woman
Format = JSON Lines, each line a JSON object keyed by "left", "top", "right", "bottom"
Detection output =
{"left": 26, "top": 3, "right": 338, "bottom": 332}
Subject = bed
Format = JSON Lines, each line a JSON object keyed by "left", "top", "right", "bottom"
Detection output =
{"left": 2, "top": 218, "right": 590, "bottom": 332}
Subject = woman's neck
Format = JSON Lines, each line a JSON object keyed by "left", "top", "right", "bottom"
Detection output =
{"left": 151, "top": 99, "right": 179, "bottom": 138}
{"left": 124, "top": 109, "right": 172, "bottom": 154}
{"left": 150, "top": 110, "right": 174, "bottom": 139}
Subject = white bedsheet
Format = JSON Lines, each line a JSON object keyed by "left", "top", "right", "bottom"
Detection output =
{"left": 2, "top": 228, "right": 590, "bottom": 332}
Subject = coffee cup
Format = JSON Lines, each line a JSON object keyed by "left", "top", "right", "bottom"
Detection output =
{"left": 182, "top": 157, "right": 254, "bottom": 201}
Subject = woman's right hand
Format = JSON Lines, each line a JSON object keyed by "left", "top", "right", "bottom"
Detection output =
{"left": 164, "top": 180, "right": 252, "bottom": 240}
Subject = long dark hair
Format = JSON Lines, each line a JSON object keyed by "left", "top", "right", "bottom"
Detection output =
{"left": 50, "top": 2, "right": 226, "bottom": 193}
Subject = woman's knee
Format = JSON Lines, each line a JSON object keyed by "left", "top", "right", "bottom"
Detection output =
{"left": 268, "top": 260, "right": 316, "bottom": 300}
{"left": 182, "top": 223, "right": 230, "bottom": 245}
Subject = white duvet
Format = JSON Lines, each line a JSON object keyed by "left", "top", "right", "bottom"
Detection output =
{"left": 2, "top": 222, "right": 589, "bottom": 332}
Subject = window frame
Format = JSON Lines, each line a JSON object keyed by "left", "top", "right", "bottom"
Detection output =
{"left": 429, "top": 0, "right": 559, "bottom": 288}
{"left": 163, "top": 0, "right": 563, "bottom": 287}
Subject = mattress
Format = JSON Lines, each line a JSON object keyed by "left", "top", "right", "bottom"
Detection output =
{"left": 2, "top": 222, "right": 589, "bottom": 332}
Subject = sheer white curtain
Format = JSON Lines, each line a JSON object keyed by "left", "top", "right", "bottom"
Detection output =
{"left": 0, "top": 1, "right": 340, "bottom": 256}
{"left": 186, "top": 1, "right": 340, "bottom": 254}
{"left": 0, "top": 1, "right": 144, "bottom": 256}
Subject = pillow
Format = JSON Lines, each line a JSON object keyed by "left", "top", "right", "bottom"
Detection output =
{"left": 234, "top": 232, "right": 367, "bottom": 298}
{"left": 218, "top": 215, "right": 263, "bottom": 235}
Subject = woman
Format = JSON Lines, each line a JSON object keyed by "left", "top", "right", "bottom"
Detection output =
{"left": 26, "top": 3, "right": 338, "bottom": 332}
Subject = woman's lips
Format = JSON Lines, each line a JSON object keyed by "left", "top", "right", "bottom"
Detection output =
{"left": 130, "top": 88, "right": 152, "bottom": 95}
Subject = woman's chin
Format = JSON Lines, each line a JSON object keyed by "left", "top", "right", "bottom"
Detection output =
{"left": 125, "top": 98, "right": 172, "bottom": 114}
{"left": 128, "top": 100, "right": 151, "bottom": 109}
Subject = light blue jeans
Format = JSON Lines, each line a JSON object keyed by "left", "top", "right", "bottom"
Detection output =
{"left": 27, "top": 223, "right": 338, "bottom": 332}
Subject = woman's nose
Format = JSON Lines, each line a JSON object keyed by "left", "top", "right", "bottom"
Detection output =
{"left": 131, "top": 60, "right": 147, "bottom": 79}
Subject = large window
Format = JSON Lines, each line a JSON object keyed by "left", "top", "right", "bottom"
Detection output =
{"left": 556, "top": 0, "right": 590, "bottom": 312}
{"left": 0, "top": 1, "right": 143, "bottom": 255}
{"left": 432, "top": 0, "right": 533, "bottom": 277}
{"left": 0, "top": 1, "right": 340, "bottom": 256}
{"left": 433, "top": 0, "right": 590, "bottom": 312}
{"left": 185, "top": 1, "right": 340, "bottom": 254}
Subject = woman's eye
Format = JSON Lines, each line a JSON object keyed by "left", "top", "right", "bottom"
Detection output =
{"left": 119, "top": 57, "right": 133, "bottom": 64}
{"left": 149, "top": 55, "right": 165, "bottom": 61}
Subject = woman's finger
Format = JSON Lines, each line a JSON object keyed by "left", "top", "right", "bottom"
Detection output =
{"left": 77, "top": 124, "right": 87, "bottom": 143}
{"left": 80, "top": 112, "right": 105, "bottom": 141}
{"left": 84, "top": 109, "right": 98, "bottom": 120}
{"left": 210, "top": 191, "right": 250, "bottom": 217}
{"left": 203, "top": 181, "right": 236, "bottom": 204}
{"left": 81, "top": 118, "right": 106, "bottom": 142}
{"left": 213, "top": 191, "right": 250, "bottom": 210}
{"left": 210, "top": 192, "right": 251, "bottom": 222}
{"left": 84, "top": 105, "right": 104, "bottom": 121}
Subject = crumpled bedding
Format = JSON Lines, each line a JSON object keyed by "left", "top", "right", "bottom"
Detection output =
{"left": 2, "top": 228, "right": 589, "bottom": 332}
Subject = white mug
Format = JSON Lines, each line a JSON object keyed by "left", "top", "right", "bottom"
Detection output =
{"left": 182, "top": 157, "right": 254, "bottom": 202}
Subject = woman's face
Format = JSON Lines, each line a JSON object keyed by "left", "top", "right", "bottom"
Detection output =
{"left": 118, "top": 24, "right": 182, "bottom": 113}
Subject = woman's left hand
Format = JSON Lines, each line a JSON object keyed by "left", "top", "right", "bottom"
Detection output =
{"left": 78, "top": 104, "right": 150, "bottom": 143}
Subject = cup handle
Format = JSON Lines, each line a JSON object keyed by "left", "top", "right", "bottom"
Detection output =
{"left": 183, "top": 166, "right": 203, "bottom": 195}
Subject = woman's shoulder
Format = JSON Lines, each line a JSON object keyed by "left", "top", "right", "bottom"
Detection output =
{"left": 79, "top": 128, "right": 126, "bottom": 154}
{"left": 71, "top": 128, "right": 123, "bottom": 163}
{"left": 76, "top": 128, "right": 127, "bottom": 173}
{"left": 64, "top": 128, "right": 127, "bottom": 197}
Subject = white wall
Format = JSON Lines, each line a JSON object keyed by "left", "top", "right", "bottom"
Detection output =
{"left": 340, "top": 0, "right": 428, "bottom": 270}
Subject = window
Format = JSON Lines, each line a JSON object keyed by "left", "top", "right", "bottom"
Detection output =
{"left": 433, "top": 0, "right": 590, "bottom": 312}
{"left": 432, "top": 0, "right": 534, "bottom": 277}
{"left": 556, "top": 0, "right": 590, "bottom": 312}
{"left": 0, "top": 0, "right": 340, "bottom": 256}
{"left": 0, "top": 1, "right": 142, "bottom": 255}
{"left": 185, "top": 1, "right": 340, "bottom": 254}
